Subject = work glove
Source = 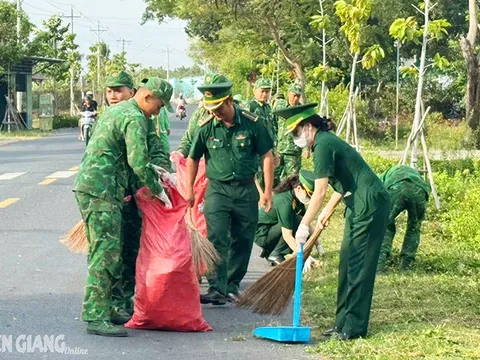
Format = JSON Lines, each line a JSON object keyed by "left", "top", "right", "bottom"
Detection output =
{"left": 295, "top": 224, "right": 310, "bottom": 249}
{"left": 303, "top": 256, "right": 319, "bottom": 274}
{"left": 156, "top": 189, "right": 172, "bottom": 209}
{"left": 198, "top": 200, "right": 205, "bottom": 214}
{"left": 316, "top": 242, "right": 326, "bottom": 256}
{"left": 152, "top": 165, "right": 176, "bottom": 187}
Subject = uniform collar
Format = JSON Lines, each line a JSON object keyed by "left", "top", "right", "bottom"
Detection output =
{"left": 255, "top": 99, "right": 268, "bottom": 107}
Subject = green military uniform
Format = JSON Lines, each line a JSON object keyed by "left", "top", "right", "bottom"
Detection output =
{"left": 73, "top": 99, "right": 162, "bottom": 322}
{"left": 118, "top": 79, "right": 173, "bottom": 315}
{"left": 377, "top": 165, "right": 430, "bottom": 271}
{"left": 249, "top": 79, "right": 278, "bottom": 188}
{"left": 276, "top": 103, "right": 391, "bottom": 338}
{"left": 177, "top": 106, "right": 213, "bottom": 157}
{"left": 275, "top": 84, "right": 303, "bottom": 181}
{"left": 255, "top": 169, "right": 313, "bottom": 261}
{"left": 233, "top": 94, "right": 248, "bottom": 109}
{"left": 190, "top": 74, "right": 274, "bottom": 298}
{"left": 74, "top": 78, "right": 172, "bottom": 335}
{"left": 155, "top": 107, "right": 171, "bottom": 154}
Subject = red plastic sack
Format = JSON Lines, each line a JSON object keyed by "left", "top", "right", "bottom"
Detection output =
{"left": 125, "top": 186, "right": 211, "bottom": 332}
{"left": 171, "top": 152, "right": 208, "bottom": 238}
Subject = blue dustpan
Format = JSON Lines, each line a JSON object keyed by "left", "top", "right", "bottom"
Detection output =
{"left": 253, "top": 244, "right": 312, "bottom": 343}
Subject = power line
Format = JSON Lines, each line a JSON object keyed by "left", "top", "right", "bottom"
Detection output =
{"left": 117, "top": 39, "right": 131, "bottom": 53}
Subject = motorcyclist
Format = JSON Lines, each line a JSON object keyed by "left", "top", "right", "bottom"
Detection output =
{"left": 176, "top": 93, "right": 187, "bottom": 119}
{"left": 78, "top": 91, "right": 98, "bottom": 140}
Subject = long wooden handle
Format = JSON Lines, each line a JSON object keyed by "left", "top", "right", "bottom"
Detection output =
{"left": 302, "top": 209, "right": 336, "bottom": 260}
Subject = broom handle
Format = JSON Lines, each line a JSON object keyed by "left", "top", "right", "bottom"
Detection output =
{"left": 293, "top": 243, "right": 304, "bottom": 327}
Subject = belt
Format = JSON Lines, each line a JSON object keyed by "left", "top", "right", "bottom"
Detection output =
{"left": 215, "top": 177, "right": 255, "bottom": 186}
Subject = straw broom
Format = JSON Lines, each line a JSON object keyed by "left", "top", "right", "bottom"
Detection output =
{"left": 236, "top": 227, "right": 324, "bottom": 315}
{"left": 60, "top": 220, "right": 88, "bottom": 254}
{"left": 185, "top": 208, "right": 221, "bottom": 277}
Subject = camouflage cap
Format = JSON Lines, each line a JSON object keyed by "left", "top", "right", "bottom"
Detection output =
{"left": 299, "top": 169, "right": 315, "bottom": 196}
{"left": 288, "top": 84, "right": 302, "bottom": 95}
{"left": 197, "top": 73, "right": 233, "bottom": 111}
{"left": 105, "top": 71, "right": 134, "bottom": 89}
{"left": 254, "top": 78, "right": 272, "bottom": 89}
{"left": 140, "top": 77, "right": 174, "bottom": 113}
{"left": 273, "top": 103, "right": 318, "bottom": 135}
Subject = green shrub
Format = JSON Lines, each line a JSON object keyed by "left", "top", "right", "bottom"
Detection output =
{"left": 53, "top": 115, "right": 79, "bottom": 129}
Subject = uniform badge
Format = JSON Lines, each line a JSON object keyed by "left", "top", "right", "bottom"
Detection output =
{"left": 236, "top": 134, "right": 246, "bottom": 140}
{"left": 206, "top": 76, "right": 211, "bottom": 82}
{"left": 205, "top": 91, "right": 213, "bottom": 97}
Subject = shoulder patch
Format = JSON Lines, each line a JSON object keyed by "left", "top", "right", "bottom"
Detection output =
{"left": 241, "top": 111, "right": 258, "bottom": 122}
{"left": 199, "top": 114, "right": 214, "bottom": 127}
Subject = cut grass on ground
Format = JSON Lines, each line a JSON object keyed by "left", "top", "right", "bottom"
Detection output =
{"left": 303, "top": 208, "right": 480, "bottom": 360}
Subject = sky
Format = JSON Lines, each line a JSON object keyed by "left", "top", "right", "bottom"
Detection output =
{"left": 22, "top": 0, "right": 194, "bottom": 73}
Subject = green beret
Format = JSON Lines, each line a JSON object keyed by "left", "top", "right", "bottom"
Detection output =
{"left": 288, "top": 84, "right": 302, "bottom": 95}
{"left": 273, "top": 103, "right": 318, "bottom": 135}
{"left": 197, "top": 73, "right": 233, "bottom": 111}
{"left": 105, "top": 71, "right": 134, "bottom": 89}
{"left": 299, "top": 169, "right": 315, "bottom": 196}
{"left": 254, "top": 78, "right": 272, "bottom": 89}
{"left": 140, "top": 77, "right": 174, "bottom": 113}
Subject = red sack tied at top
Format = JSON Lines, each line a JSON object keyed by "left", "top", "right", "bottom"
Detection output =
{"left": 125, "top": 186, "right": 212, "bottom": 332}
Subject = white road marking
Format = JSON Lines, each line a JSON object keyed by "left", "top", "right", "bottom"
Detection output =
{"left": 46, "top": 171, "right": 77, "bottom": 179}
{"left": 0, "top": 172, "right": 27, "bottom": 180}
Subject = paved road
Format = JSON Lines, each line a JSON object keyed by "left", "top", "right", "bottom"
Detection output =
{"left": 0, "top": 106, "right": 310, "bottom": 360}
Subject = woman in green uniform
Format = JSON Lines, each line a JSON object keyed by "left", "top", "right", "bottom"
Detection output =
{"left": 273, "top": 103, "right": 391, "bottom": 341}
{"left": 255, "top": 169, "right": 320, "bottom": 267}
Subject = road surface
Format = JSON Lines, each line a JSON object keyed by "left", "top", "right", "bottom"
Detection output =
{"left": 0, "top": 105, "right": 310, "bottom": 360}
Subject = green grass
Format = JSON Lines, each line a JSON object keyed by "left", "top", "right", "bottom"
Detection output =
{"left": 302, "top": 208, "right": 480, "bottom": 359}
{"left": 0, "top": 130, "right": 50, "bottom": 140}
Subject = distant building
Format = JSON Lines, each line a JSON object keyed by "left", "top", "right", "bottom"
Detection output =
{"left": 170, "top": 76, "right": 203, "bottom": 100}
{"left": 0, "top": 57, "right": 63, "bottom": 129}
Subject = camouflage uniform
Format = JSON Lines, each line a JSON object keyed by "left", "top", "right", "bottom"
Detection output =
{"left": 249, "top": 83, "right": 278, "bottom": 188}
{"left": 74, "top": 98, "right": 163, "bottom": 322}
{"left": 274, "top": 99, "right": 302, "bottom": 181}
{"left": 377, "top": 165, "right": 431, "bottom": 271}
{"left": 177, "top": 106, "right": 212, "bottom": 157}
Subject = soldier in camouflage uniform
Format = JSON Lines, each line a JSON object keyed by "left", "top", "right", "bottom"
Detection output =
{"left": 377, "top": 165, "right": 431, "bottom": 272}
{"left": 105, "top": 76, "right": 173, "bottom": 319}
{"left": 249, "top": 79, "right": 279, "bottom": 188}
{"left": 176, "top": 101, "right": 213, "bottom": 158}
{"left": 275, "top": 84, "right": 303, "bottom": 181}
{"left": 233, "top": 94, "right": 248, "bottom": 109}
{"left": 73, "top": 77, "right": 173, "bottom": 337}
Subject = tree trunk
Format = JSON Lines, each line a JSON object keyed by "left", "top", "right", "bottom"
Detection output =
{"left": 411, "top": 0, "right": 430, "bottom": 167}
{"left": 266, "top": 17, "right": 306, "bottom": 101}
{"left": 461, "top": 0, "right": 480, "bottom": 147}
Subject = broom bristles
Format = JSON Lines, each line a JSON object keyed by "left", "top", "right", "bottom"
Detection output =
{"left": 186, "top": 209, "right": 221, "bottom": 277}
{"left": 236, "top": 228, "right": 323, "bottom": 315}
{"left": 60, "top": 220, "right": 88, "bottom": 254}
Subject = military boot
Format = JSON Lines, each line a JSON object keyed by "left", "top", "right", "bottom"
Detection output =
{"left": 86, "top": 321, "right": 128, "bottom": 337}
{"left": 200, "top": 288, "right": 227, "bottom": 305}
{"left": 111, "top": 308, "right": 132, "bottom": 325}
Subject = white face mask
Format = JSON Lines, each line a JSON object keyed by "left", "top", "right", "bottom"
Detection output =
{"left": 293, "top": 126, "right": 311, "bottom": 148}
{"left": 295, "top": 188, "right": 311, "bottom": 205}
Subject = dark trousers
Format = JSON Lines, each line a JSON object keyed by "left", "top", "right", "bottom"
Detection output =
{"left": 335, "top": 195, "right": 390, "bottom": 337}
{"left": 204, "top": 180, "right": 259, "bottom": 295}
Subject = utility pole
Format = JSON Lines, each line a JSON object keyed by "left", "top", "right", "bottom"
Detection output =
{"left": 117, "top": 39, "right": 131, "bottom": 54}
{"left": 166, "top": 45, "right": 170, "bottom": 81}
{"left": 62, "top": 6, "right": 80, "bottom": 115}
{"left": 90, "top": 22, "right": 106, "bottom": 103}
{"left": 16, "top": 0, "right": 22, "bottom": 114}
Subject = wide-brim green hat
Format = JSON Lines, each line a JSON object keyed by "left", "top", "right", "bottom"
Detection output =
{"left": 105, "top": 71, "right": 134, "bottom": 89}
{"left": 140, "top": 77, "right": 174, "bottom": 113}
{"left": 273, "top": 103, "right": 318, "bottom": 135}
{"left": 299, "top": 169, "right": 315, "bottom": 196}
{"left": 198, "top": 73, "right": 233, "bottom": 111}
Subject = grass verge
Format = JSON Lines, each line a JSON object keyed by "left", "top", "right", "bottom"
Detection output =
{"left": 303, "top": 209, "right": 480, "bottom": 359}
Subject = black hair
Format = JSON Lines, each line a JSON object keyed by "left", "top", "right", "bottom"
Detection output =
{"left": 299, "top": 114, "right": 336, "bottom": 132}
{"left": 273, "top": 174, "right": 301, "bottom": 194}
